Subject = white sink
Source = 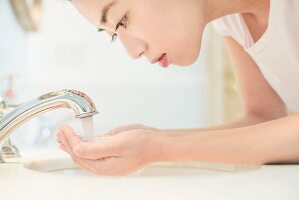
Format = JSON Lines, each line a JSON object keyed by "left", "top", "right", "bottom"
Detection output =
{"left": 47, "top": 164, "right": 224, "bottom": 177}
{"left": 20, "top": 149, "right": 261, "bottom": 177}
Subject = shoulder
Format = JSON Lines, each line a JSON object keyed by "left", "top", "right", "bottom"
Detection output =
{"left": 212, "top": 14, "right": 250, "bottom": 48}
{"left": 211, "top": 14, "right": 239, "bottom": 36}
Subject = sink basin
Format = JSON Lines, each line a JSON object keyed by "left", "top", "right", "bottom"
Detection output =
{"left": 20, "top": 149, "right": 260, "bottom": 177}
{"left": 50, "top": 167, "right": 95, "bottom": 176}
{"left": 47, "top": 164, "right": 222, "bottom": 177}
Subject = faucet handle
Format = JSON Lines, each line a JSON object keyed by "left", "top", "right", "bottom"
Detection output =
{"left": 0, "top": 98, "right": 8, "bottom": 117}
{"left": 0, "top": 98, "right": 20, "bottom": 118}
{"left": 0, "top": 98, "right": 21, "bottom": 160}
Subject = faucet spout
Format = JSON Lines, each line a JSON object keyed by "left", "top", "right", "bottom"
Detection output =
{"left": 0, "top": 89, "right": 98, "bottom": 146}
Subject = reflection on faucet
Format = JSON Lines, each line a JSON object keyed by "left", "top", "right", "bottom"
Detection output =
{"left": 0, "top": 89, "right": 99, "bottom": 163}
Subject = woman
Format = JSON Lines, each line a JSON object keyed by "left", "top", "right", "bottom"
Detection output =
{"left": 56, "top": 0, "right": 299, "bottom": 176}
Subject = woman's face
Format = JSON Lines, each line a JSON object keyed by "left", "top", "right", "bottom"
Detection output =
{"left": 71, "top": 0, "right": 206, "bottom": 67}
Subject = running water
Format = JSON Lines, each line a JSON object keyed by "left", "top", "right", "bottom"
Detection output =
{"left": 81, "top": 117, "right": 95, "bottom": 140}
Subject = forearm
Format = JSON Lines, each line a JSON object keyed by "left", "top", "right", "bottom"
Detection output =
{"left": 159, "top": 113, "right": 277, "bottom": 134}
{"left": 156, "top": 113, "right": 299, "bottom": 165}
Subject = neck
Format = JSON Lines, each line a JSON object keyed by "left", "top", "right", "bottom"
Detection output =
{"left": 201, "top": 0, "right": 265, "bottom": 23}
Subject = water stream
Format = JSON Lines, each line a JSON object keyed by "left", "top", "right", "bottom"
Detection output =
{"left": 80, "top": 117, "right": 95, "bottom": 140}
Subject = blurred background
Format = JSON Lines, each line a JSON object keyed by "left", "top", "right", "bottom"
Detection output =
{"left": 0, "top": 0, "right": 242, "bottom": 151}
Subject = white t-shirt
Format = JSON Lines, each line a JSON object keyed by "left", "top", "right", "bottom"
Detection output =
{"left": 212, "top": 0, "right": 299, "bottom": 112}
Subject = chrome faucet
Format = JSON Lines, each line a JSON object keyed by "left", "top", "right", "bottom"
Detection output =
{"left": 0, "top": 89, "right": 99, "bottom": 163}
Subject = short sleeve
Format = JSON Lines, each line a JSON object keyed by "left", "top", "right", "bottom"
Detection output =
{"left": 211, "top": 18, "right": 232, "bottom": 37}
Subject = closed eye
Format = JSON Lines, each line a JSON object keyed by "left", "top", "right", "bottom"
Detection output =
{"left": 111, "top": 14, "right": 128, "bottom": 42}
{"left": 98, "top": 14, "right": 128, "bottom": 43}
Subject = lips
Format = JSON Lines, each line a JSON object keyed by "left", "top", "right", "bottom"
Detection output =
{"left": 151, "top": 53, "right": 169, "bottom": 68}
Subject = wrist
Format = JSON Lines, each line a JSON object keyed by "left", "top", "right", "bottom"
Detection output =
{"left": 146, "top": 130, "right": 172, "bottom": 163}
{"left": 148, "top": 130, "right": 207, "bottom": 163}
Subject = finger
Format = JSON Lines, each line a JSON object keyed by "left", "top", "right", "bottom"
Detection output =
{"left": 59, "top": 143, "right": 67, "bottom": 152}
{"left": 59, "top": 129, "right": 74, "bottom": 155}
{"left": 58, "top": 124, "right": 77, "bottom": 136}
{"left": 72, "top": 139, "right": 119, "bottom": 160}
{"left": 96, "top": 131, "right": 110, "bottom": 137}
{"left": 55, "top": 132, "right": 61, "bottom": 144}
{"left": 56, "top": 131, "right": 65, "bottom": 146}
{"left": 96, "top": 124, "right": 147, "bottom": 137}
{"left": 56, "top": 131, "right": 68, "bottom": 151}
{"left": 64, "top": 130, "right": 84, "bottom": 151}
{"left": 74, "top": 158, "right": 101, "bottom": 175}
{"left": 95, "top": 124, "right": 138, "bottom": 136}
{"left": 56, "top": 133, "right": 68, "bottom": 153}
{"left": 56, "top": 125, "right": 76, "bottom": 149}
{"left": 82, "top": 157, "right": 138, "bottom": 176}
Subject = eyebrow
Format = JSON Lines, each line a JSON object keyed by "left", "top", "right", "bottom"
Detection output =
{"left": 100, "top": 1, "right": 118, "bottom": 26}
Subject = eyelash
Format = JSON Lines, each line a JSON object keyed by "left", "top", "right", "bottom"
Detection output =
{"left": 111, "top": 14, "right": 128, "bottom": 43}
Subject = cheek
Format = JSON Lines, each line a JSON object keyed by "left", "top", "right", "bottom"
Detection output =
{"left": 174, "top": 27, "right": 203, "bottom": 66}
{"left": 127, "top": 14, "right": 164, "bottom": 52}
{"left": 128, "top": 2, "right": 175, "bottom": 51}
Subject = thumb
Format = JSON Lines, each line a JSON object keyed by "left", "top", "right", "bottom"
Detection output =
{"left": 96, "top": 124, "right": 152, "bottom": 136}
{"left": 73, "top": 139, "right": 119, "bottom": 160}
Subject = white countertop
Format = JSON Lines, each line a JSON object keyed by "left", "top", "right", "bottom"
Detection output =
{"left": 1, "top": 150, "right": 299, "bottom": 200}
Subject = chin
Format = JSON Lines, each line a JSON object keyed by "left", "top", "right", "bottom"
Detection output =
{"left": 175, "top": 50, "right": 201, "bottom": 67}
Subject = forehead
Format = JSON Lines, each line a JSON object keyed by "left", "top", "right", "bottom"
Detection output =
{"left": 71, "top": 0, "right": 114, "bottom": 26}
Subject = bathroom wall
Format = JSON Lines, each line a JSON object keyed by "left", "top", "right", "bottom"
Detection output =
{"left": 0, "top": 0, "right": 43, "bottom": 148}
{"left": 0, "top": 0, "right": 28, "bottom": 98}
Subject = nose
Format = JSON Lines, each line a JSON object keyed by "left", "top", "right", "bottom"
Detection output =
{"left": 118, "top": 33, "right": 147, "bottom": 59}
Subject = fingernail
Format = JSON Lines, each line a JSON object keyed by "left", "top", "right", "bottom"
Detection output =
{"left": 58, "top": 143, "right": 65, "bottom": 149}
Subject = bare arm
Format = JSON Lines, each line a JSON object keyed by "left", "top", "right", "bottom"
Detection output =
{"left": 158, "top": 112, "right": 299, "bottom": 165}
{"left": 160, "top": 36, "right": 287, "bottom": 133}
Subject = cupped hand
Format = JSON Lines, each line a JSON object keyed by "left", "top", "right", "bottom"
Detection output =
{"left": 56, "top": 124, "right": 163, "bottom": 176}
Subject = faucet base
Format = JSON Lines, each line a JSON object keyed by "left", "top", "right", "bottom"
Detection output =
{"left": 1, "top": 139, "right": 20, "bottom": 159}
